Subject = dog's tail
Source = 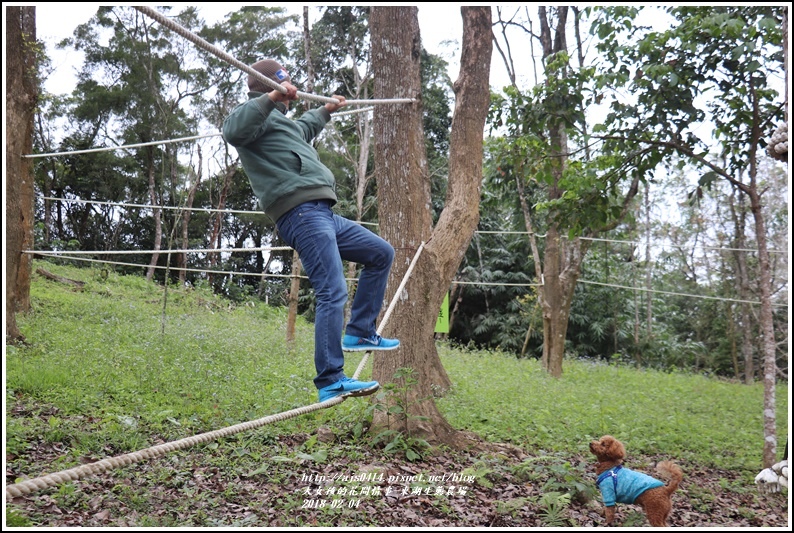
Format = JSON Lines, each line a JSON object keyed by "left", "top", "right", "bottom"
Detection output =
{"left": 656, "top": 460, "right": 683, "bottom": 496}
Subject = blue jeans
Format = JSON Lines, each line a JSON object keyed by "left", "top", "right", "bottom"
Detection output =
{"left": 276, "top": 200, "right": 395, "bottom": 389}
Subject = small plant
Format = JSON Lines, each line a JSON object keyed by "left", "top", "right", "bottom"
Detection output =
{"left": 495, "top": 497, "right": 529, "bottom": 518}
{"left": 370, "top": 367, "right": 431, "bottom": 462}
{"left": 462, "top": 460, "right": 496, "bottom": 488}
{"left": 6, "top": 508, "right": 33, "bottom": 527}
{"left": 737, "top": 506, "right": 758, "bottom": 521}
{"left": 541, "top": 461, "right": 598, "bottom": 504}
{"left": 622, "top": 510, "right": 648, "bottom": 527}
{"left": 511, "top": 455, "right": 597, "bottom": 504}
{"left": 371, "top": 427, "right": 429, "bottom": 461}
{"left": 718, "top": 476, "right": 754, "bottom": 495}
{"left": 538, "top": 491, "right": 572, "bottom": 527}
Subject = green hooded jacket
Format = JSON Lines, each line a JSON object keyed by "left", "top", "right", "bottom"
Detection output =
{"left": 222, "top": 92, "right": 337, "bottom": 222}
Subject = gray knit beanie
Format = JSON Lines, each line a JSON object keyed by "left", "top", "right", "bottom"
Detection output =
{"left": 248, "top": 59, "right": 291, "bottom": 93}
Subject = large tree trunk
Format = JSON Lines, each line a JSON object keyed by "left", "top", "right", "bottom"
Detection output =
{"left": 537, "top": 6, "right": 579, "bottom": 378}
{"left": 370, "top": 6, "right": 492, "bottom": 446}
{"left": 5, "top": 5, "right": 37, "bottom": 343}
{"left": 749, "top": 188, "right": 779, "bottom": 468}
{"left": 746, "top": 73, "right": 780, "bottom": 467}
{"left": 539, "top": 227, "right": 588, "bottom": 377}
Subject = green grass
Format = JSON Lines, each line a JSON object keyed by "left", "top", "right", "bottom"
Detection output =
{"left": 7, "top": 261, "right": 376, "bottom": 456}
{"left": 6, "top": 260, "right": 788, "bottom": 477}
{"left": 437, "top": 345, "right": 787, "bottom": 469}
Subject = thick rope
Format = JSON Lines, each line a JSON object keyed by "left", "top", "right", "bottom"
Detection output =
{"left": 133, "top": 6, "right": 413, "bottom": 106}
{"left": 6, "top": 400, "right": 341, "bottom": 498}
{"left": 6, "top": 243, "right": 426, "bottom": 499}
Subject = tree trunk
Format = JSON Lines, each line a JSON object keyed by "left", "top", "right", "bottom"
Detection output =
{"left": 207, "top": 164, "right": 235, "bottom": 285}
{"left": 756, "top": 7, "right": 787, "bottom": 466}
{"left": 145, "top": 153, "right": 162, "bottom": 282}
{"left": 5, "top": 5, "right": 37, "bottom": 343}
{"left": 728, "top": 187, "right": 755, "bottom": 384}
{"left": 749, "top": 188, "right": 779, "bottom": 468}
{"left": 537, "top": 6, "right": 580, "bottom": 378}
{"left": 285, "top": 253, "right": 302, "bottom": 347}
{"left": 371, "top": 6, "right": 492, "bottom": 446}
{"left": 746, "top": 76, "right": 780, "bottom": 467}
{"left": 179, "top": 153, "right": 202, "bottom": 284}
{"left": 32, "top": 116, "right": 55, "bottom": 246}
{"left": 346, "top": 82, "right": 374, "bottom": 326}
{"left": 644, "top": 183, "right": 653, "bottom": 341}
{"left": 539, "top": 227, "right": 587, "bottom": 377}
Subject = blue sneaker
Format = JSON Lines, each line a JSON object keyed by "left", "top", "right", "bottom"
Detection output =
{"left": 342, "top": 334, "right": 400, "bottom": 352}
{"left": 318, "top": 377, "right": 380, "bottom": 403}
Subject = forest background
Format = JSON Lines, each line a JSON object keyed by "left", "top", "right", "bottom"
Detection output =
{"left": 17, "top": 4, "right": 788, "bottom": 382}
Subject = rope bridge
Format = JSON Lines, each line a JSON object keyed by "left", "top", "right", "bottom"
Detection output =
{"left": 6, "top": 242, "right": 425, "bottom": 499}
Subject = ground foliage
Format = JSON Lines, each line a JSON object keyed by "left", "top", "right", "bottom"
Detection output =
{"left": 5, "top": 403, "right": 788, "bottom": 528}
{"left": 5, "top": 263, "right": 789, "bottom": 528}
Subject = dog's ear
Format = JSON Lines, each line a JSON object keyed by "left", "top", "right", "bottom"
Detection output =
{"left": 603, "top": 436, "right": 626, "bottom": 461}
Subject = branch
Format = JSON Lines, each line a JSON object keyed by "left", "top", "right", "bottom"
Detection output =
{"left": 36, "top": 268, "right": 85, "bottom": 289}
{"left": 593, "top": 134, "right": 750, "bottom": 194}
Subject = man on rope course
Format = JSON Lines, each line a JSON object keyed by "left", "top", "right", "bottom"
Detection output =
{"left": 222, "top": 59, "right": 400, "bottom": 403}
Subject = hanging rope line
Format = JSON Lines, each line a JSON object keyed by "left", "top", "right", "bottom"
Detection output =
{"left": 30, "top": 246, "right": 292, "bottom": 255}
{"left": 6, "top": 242, "right": 426, "bottom": 499}
{"left": 132, "top": 6, "right": 413, "bottom": 107}
{"left": 23, "top": 249, "right": 789, "bottom": 308}
{"left": 24, "top": 104, "right": 375, "bottom": 159}
{"left": 25, "top": 254, "right": 309, "bottom": 281}
{"left": 37, "top": 196, "right": 254, "bottom": 215}
{"left": 333, "top": 106, "right": 375, "bottom": 118}
{"left": 24, "top": 250, "right": 787, "bottom": 308}
{"left": 577, "top": 279, "right": 788, "bottom": 308}
{"left": 31, "top": 197, "right": 788, "bottom": 256}
{"left": 577, "top": 236, "right": 789, "bottom": 255}
{"left": 23, "top": 133, "right": 221, "bottom": 159}
{"left": 34, "top": 197, "right": 379, "bottom": 226}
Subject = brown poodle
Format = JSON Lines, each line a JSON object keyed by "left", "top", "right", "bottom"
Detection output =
{"left": 589, "top": 435, "right": 683, "bottom": 527}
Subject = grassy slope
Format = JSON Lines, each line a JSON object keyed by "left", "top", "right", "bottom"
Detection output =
{"left": 5, "top": 261, "right": 789, "bottom": 526}
{"left": 439, "top": 345, "right": 787, "bottom": 469}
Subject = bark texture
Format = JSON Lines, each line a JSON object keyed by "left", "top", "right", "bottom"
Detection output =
{"left": 370, "top": 6, "right": 492, "bottom": 446}
{"left": 6, "top": 5, "right": 37, "bottom": 343}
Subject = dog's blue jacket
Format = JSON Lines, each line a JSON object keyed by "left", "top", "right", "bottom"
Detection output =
{"left": 596, "top": 465, "right": 664, "bottom": 506}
